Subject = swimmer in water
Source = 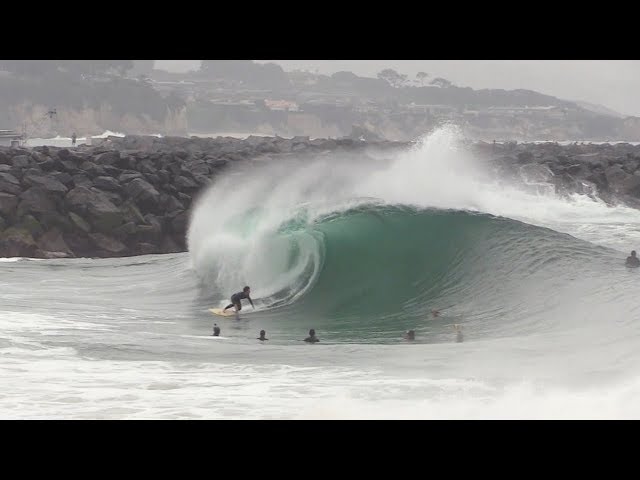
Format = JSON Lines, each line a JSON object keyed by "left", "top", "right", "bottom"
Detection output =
{"left": 304, "top": 329, "right": 319, "bottom": 343}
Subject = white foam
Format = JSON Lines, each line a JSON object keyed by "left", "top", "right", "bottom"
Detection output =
{"left": 2, "top": 352, "right": 638, "bottom": 419}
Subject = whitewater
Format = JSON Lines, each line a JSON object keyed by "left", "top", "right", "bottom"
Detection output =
{"left": 3, "top": 126, "right": 640, "bottom": 419}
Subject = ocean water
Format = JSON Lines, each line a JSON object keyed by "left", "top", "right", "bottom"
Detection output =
{"left": 4, "top": 126, "right": 640, "bottom": 419}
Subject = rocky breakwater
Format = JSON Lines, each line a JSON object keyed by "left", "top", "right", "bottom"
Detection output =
{"left": 0, "top": 135, "right": 403, "bottom": 258}
{"left": 4, "top": 135, "right": 637, "bottom": 259}
{"left": 472, "top": 141, "right": 640, "bottom": 208}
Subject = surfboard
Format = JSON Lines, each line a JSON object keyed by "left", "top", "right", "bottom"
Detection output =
{"left": 209, "top": 308, "right": 238, "bottom": 317}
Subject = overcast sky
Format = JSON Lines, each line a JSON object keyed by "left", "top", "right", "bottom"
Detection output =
{"left": 154, "top": 60, "right": 640, "bottom": 117}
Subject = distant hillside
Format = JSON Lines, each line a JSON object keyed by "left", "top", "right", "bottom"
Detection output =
{"left": 0, "top": 62, "right": 187, "bottom": 137}
{"left": 574, "top": 100, "right": 626, "bottom": 118}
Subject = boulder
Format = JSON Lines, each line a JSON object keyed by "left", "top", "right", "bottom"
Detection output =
{"left": 114, "top": 221, "right": 137, "bottom": 238}
{"left": 89, "top": 233, "right": 127, "bottom": 254}
{"left": 120, "top": 200, "right": 146, "bottom": 224}
{"left": 59, "top": 160, "right": 80, "bottom": 173}
{"left": 162, "top": 194, "right": 184, "bottom": 212}
{"left": 0, "top": 192, "right": 18, "bottom": 217}
{"left": 605, "top": 165, "right": 629, "bottom": 194}
{"left": 17, "top": 187, "right": 56, "bottom": 218}
{"left": 168, "top": 210, "right": 189, "bottom": 234}
{"left": 174, "top": 175, "right": 198, "bottom": 190}
{"left": 51, "top": 171, "right": 73, "bottom": 186}
{"left": 94, "top": 151, "right": 121, "bottom": 165}
{"left": 19, "top": 214, "right": 43, "bottom": 237}
{"left": 177, "top": 192, "right": 192, "bottom": 207}
{"left": 137, "top": 214, "right": 163, "bottom": 242}
{"left": 72, "top": 174, "right": 93, "bottom": 188}
{"left": 93, "top": 176, "right": 122, "bottom": 192}
{"left": 143, "top": 213, "right": 164, "bottom": 233}
{"left": 68, "top": 211, "right": 91, "bottom": 233}
{"left": 0, "top": 227, "right": 37, "bottom": 257}
{"left": 573, "top": 153, "right": 610, "bottom": 169}
{"left": 102, "top": 165, "right": 122, "bottom": 177}
{"left": 135, "top": 242, "right": 158, "bottom": 255}
{"left": 23, "top": 173, "right": 68, "bottom": 194}
{"left": 145, "top": 173, "right": 161, "bottom": 186}
{"left": 11, "top": 155, "right": 32, "bottom": 168}
{"left": 0, "top": 172, "right": 21, "bottom": 195}
{"left": 66, "top": 187, "right": 124, "bottom": 232}
{"left": 160, "top": 235, "right": 182, "bottom": 254}
{"left": 38, "top": 210, "right": 73, "bottom": 233}
{"left": 80, "top": 161, "right": 105, "bottom": 178}
{"left": 119, "top": 171, "right": 144, "bottom": 183}
{"left": 157, "top": 169, "right": 170, "bottom": 183}
{"left": 125, "top": 178, "right": 160, "bottom": 211}
{"left": 63, "top": 233, "right": 91, "bottom": 255}
{"left": 36, "top": 228, "right": 74, "bottom": 257}
{"left": 37, "top": 157, "right": 56, "bottom": 172}
{"left": 138, "top": 159, "right": 157, "bottom": 175}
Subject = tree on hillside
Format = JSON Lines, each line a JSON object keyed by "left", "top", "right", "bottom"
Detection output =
{"left": 377, "top": 69, "right": 408, "bottom": 88}
{"left": 200, "top": 60, "right": 289, "bottom": 89}
{"left": 0, "top": 60, "right": 134, "bottom": 78}
{"left": 416, "top": 71, "right": 429, "bottom": 86}
{"left": 430, "top": 77, "right": 454, "bottom": 88}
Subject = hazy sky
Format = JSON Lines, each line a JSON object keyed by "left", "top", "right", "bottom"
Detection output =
{"left": 154, "top": 60, "right": 640, "bottom": 117}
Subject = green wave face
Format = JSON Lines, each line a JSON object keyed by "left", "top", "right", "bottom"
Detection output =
{"left": 223, "top": 204, "right": 612, "bottom": 343}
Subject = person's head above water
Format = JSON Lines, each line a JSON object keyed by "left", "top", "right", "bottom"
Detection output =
{"left": 405, "top": 330, "right": 415, "bottom": 340}
{"left": 260, "top": 329, "right": 266, "bottom": 336}
{"left": 243, "top": 286, "right": 251, "bottom": 293}
{"left": 632, "top": 251, "right": 637, "bottom": 258}
{"left": 304, "top": 329, "right": 319, "bottom": 342}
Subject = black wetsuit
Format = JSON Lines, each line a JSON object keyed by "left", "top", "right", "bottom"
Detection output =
{"left": 626, "top": 256, "right": 640, "bottom": 267}
{"left": 225, "top": 291, "right": 251, "bottom": 311}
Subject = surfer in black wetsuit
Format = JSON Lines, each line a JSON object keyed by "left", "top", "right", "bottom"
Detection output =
{"left": 223, "top": 286, "right": 254, "bottom": 313}
{"left": 403, "top": 330, "right": 416, "bottom": 341}
{"left": 257, "top": 330, "right": 268, "bottom": 341}
{"left": 212, "top": 324, "right": 221, "bottom": 336}
{"left": 304, "top": 329, "right": 319, "bottom": 343}
{"left": 626, "top": 251, "right": 640, "bottom": 268}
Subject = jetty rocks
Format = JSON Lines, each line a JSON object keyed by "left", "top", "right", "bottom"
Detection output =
{"left": 1, "top": 134, "right": 639, "bottom": 258}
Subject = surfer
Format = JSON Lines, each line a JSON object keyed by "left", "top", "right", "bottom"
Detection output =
{"left": 626, "top": 251, "right": 640, "bottom": 267}
{"left": 222, "top": 286, "right": 254, "bottom": 313}
{"left": 304, "top": 329, "right": 320, "bottom": 343}
{"left": 431, "top": 309, "right": 440, "bottom": 318}
{"left": 403, "top": 330, "right": 416, "bottom": 341}
{"left": 257, "top": 330, "right": 268, "bottom": 341}
{"left": 212, "top": 324, "right": 221, "bottom": 336}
